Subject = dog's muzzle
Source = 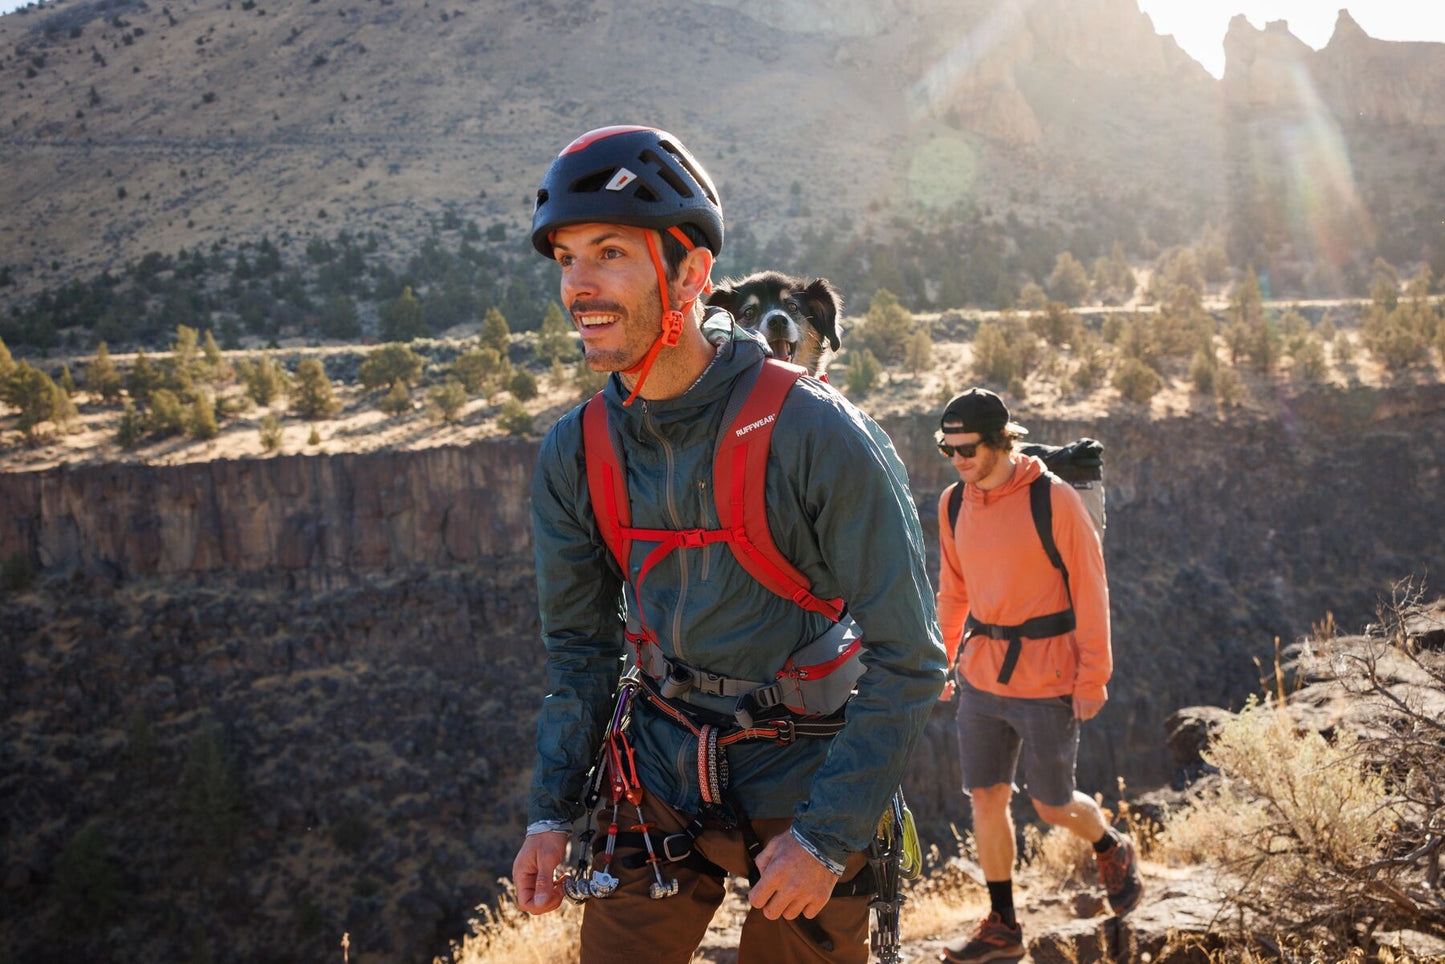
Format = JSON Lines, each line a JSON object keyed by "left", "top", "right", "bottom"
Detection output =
{"left": 759, "top": 310, "right": 799, "bottom": 364}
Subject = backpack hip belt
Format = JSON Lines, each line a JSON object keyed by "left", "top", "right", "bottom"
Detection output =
{"left": 963, "top": 609, "right": 1076, "bottom": 685}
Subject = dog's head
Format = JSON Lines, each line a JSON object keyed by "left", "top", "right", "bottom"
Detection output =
{"left": 706, "top": 271, "right": 843, "bottom": 376}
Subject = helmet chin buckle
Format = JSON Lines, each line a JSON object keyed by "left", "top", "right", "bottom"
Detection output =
{"left": 661, "top": 310, "right": 684, "bottom": 347}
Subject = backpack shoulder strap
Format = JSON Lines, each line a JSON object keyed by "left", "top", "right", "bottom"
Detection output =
{"left": 713, "top": 359, "right": 844, "bottom": 622}
{"left": 946, "top": 481, "right": 963, "bottom": 533}
{"left": 582, "top": 392, "right": 630, "bottom": 573}
{"left": 1029, "top": 473, "right": 1071, "bottom": 599}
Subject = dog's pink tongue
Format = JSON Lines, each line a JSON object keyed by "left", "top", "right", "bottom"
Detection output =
{"left": 769, "top": 339, "right": 793, "bottom": 362}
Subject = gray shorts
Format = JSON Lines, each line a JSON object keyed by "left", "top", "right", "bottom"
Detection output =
{"left": 954, "top": 679, "right": 1079, "bottom": 808}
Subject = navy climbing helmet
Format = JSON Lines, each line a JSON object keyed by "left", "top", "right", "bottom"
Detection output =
{"left": 530, "top": 125, "right": 724, "bottom": 259}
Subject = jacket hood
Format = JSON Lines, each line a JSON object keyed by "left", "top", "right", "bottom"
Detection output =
{"left": 963, "top": 453, "right": 1045, "bottom": 506}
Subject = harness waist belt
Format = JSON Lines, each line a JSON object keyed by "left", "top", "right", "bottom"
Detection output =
{"left": 964, "top": 609, "right": 1076, "bottom": 685}
{"left": 638, "top": 672, "right": 848, "bottom": 743}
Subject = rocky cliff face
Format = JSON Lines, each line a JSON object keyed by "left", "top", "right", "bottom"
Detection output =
{"left": 1224, "top": 10, "right": 1445, "bottom": 125}
{"left": 3, "top": 383, "right": 1444, "bottom": 963}
{"left": 0, "top": 440, "right": 537, "bottom": 578}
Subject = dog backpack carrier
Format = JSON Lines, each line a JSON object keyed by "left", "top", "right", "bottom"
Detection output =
{"left": 945, "top": 437, "right": 1105, "bottom": 684}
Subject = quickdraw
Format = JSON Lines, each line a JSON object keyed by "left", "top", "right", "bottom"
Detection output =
{"left": 868, "top": 788, "right": 921, "bottom": 964}
{"left": 560, "top": 671, "right": 679, "bottom": 903}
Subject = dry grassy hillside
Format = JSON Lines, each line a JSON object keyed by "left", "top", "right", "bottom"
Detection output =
{"left": 0, "top": 0, "right": 1223, "bottom": 302}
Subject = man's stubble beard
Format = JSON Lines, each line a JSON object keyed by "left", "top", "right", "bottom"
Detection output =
{"left": 579, "top": 282, "right": 667, "bottom": 373}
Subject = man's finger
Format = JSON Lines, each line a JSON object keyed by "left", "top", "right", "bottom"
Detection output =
{"left": 753, "top": 834, "right": 781, "bottom": 875}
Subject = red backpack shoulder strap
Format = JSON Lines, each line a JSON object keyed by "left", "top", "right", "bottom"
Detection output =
{"left": 582, "top": 392, "right": 630, "bottom": 573}
{"left": 713, "top": 359, "right": 845, "bottom": 622}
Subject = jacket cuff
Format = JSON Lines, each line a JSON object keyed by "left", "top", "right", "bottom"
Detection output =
{"left": 790, "top": 827, "right": 845, "bottom": 877}
{"left": 526, "top": 819, "right": 572, "bottom": 836}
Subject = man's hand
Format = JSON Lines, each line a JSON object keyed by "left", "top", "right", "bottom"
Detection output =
{"left": 938, "top": 679, "right": 956, "bottom": 702}
{"left": 748, "top": 830, "right": 838, "bottom": 920}
{"left": 513, "top": 831, "right": 569, "bottom": 916}
{"left": 1073, "top": 694, "right": 1105, "bottom": 721}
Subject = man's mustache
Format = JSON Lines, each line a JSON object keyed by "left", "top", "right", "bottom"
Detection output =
{"left": 570, "top": 300, "right": 626, "bottom": 318}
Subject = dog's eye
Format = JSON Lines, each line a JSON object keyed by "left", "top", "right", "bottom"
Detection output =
{"left": 741, "top": 306, "right": 757, "bottom": 320}
{"left": 785, "top": 300, "right": 799, "bottom": 313}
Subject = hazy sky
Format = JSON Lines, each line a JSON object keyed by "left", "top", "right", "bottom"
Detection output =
{"left": 0, "top": 0, "right": 1441, "bottom": 79}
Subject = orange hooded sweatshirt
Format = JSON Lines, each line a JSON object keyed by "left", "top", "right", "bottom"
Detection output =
{"left": 936, "top": 454, "right": 1111, "bottom": 702}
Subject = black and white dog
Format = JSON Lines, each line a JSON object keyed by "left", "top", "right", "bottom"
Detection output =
{"left": 706, "top": 271, "right": 843, "bottom": 377}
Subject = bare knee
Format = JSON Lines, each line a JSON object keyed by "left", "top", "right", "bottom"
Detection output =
{"left": 969, "top": 784, "right": 1013, "bottom": 819}
{"left": 1032, "top": 798, "right": 1072, "bottom": 827}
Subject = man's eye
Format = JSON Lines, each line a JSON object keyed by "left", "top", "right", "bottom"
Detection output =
{"left": 557, "top": 254, "right": 574, "bottom": 267}
{"left": 602, "top": 247, "right": 624, "bottom": 259}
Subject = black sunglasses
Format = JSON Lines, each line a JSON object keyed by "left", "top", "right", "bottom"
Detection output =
{"left": 937, "top": 440, "right": 984, "bottom": 459}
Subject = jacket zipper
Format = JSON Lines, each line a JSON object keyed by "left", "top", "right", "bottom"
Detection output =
{"left": 641, "top": 401, "right": 690, "bottom": 662}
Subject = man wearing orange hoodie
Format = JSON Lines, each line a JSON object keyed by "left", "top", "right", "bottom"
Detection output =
{"left": 934, "top": 389, "right": 1140, "bottom": 964}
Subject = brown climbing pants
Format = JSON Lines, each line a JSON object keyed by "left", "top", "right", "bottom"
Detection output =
{"left": 579, "top": 790, "right": 872, "bottom": 964}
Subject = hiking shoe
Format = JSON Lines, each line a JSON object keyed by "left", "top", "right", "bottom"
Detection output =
{"left": 939, "top": 912, "right": 1024, "bottom": 964}
{"left": 1095, "top": 832, "right": 1143, "bottom": 915}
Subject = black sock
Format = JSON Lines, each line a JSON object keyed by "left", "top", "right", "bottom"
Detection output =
{"left": 1093, "top": 829, "right": 1118, "bottom": 853}
{"left": 986, "top": 879, "right": 1016, "bottom": 928}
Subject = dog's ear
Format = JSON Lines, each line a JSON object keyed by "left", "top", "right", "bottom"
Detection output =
{"left": 800, "top": 278, "right": 843, "bottom": 351}
{"left": 704, "top": 284, "right": 740, "bottom": 318}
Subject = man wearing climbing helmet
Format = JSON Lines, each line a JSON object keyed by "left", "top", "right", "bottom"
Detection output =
{"left": 512, "top": 125, "right": 945, "bottom": 963}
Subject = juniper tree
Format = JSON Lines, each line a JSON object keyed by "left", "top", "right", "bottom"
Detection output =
{"left": 359, "top": 343, "right": 423, "bottom": 391}
{"left": 290, "top": 358, "right": 339, "bottom": 419}
{"left": 379, "top": 382, "right": 412, "bottom": 417}
{"left": 453, "top": 347, "right": 504, "bottom": 394}
{"left": 1, "top": 362, "right": 64, "bottom": 437}
{"left": 1046, "top": 252, "right": 1090, "bottom": 306}
{"left": 379, "top": 286, "right": 427, "bottom": 342}
{"left": 186, "top": 393, "right": 218, "bottom": 440}
{"left": 508, "top": 368, "right": 538, "bottom": 402}
{"left": 87, "top": 341, "right": 123, "bottom": 403}
{"left": 480, "top": 306, "right": 511, "bottom": 355}
{"left": 428, "top": 378, "right": 467, "bottom": 424}
{"left": 235, "top": 352, "right": 288, "bottom": 406}
{"left": 126, "top": 349, "right": 160, "bottom": 404}
{"left": 536, "top": 302, "right": 576, "bottom": 364}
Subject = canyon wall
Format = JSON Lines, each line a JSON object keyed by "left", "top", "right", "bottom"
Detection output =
{"left": 2, "top": 382, "right": 1443, "bottom": 962}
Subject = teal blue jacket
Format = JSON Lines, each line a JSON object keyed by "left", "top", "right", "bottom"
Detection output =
{"left": 526, "top": 319, "right": 945, "bottom": 869}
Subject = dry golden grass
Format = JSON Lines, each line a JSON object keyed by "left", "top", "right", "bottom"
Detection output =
{"left": 447, "top": 883, "right": 581, "bottom": 964}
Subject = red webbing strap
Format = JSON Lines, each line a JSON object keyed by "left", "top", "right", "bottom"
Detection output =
{"left": 713, "top": 359, "right": 845, "bottom": 623}
{"left": 583, "top": 392, "right": 631, "bottom": 573}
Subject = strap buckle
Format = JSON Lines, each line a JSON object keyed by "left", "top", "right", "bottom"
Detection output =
{"left": 769, "top": 718, "right": 796, "bottom": 745}
{"left": 661, "top": 833, "right": 694, "bottom": 862}
{"left": 678, "top": 529, "right": 707, "bottom": 550}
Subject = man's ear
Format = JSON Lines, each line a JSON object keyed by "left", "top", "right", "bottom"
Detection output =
{"left": 802, "top": 278, "right": 843, "bottom": 351}
{"left": 676, "top": 246, "right": 713, "bottom": 304}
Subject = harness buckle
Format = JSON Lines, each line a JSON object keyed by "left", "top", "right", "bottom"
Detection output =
{"left": 770, "top": 719, "right": 796, "bottom": 745}
{"left": 660, "top": 664, "right": 694, "bottom": 700}
{"left": 661, "top": 833, "right": 694, "bottom": 862}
